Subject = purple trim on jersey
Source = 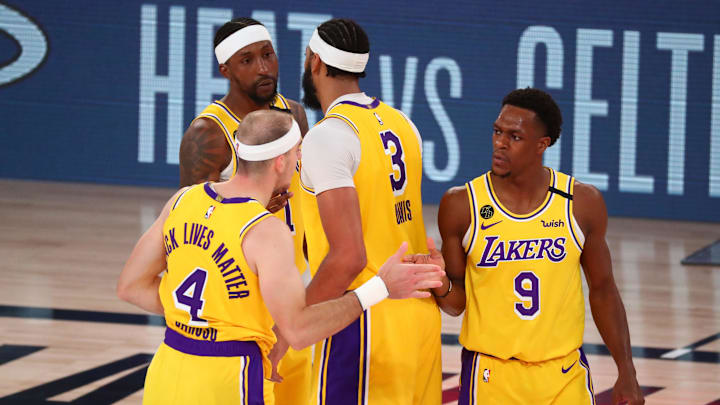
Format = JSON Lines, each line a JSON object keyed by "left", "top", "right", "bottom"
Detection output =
{"left": 203, "top": 182, "right": 254, "bottom": 204}
{"left": 324, "top": 315, "right": 362, "bottom": 404}
{"left": 172, "top": 187, "right": 192, "bottom": 210}
{"left": 466, "top": 182, "right": 478, "bottom": 254}
{"left": 335, "top": 98, "right": 381, "bottom": 109}
{"left": 485, "top": 170, "right": 556, "bottom": 221}
{"left": 566, "top": 176, "right": 583, "bottom": 251}
{"left": 318, "top": 338, "right": 330, "bottom": 404}
{"left": 164, "top": 327, "right": 261, "bottom": 358}
{"left": 458, "top": 348, "right": 476, "bottom": 405}
{"left": 578, "top": 347, "right": 596, "bottom": 404}
{"left": 360, "top": 312, "right": 368, "bottom": 404}
{"left": 212, "top": 101, "right": 240, "bottom": 124}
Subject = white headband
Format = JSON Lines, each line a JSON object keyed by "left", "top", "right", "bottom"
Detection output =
{"left": 235, "top": 119, "right": 301, "bottom": 161}
{"left": 308, "top": 29, "right": 369, "bottom": 73}
{"left": 215, "top": 25, "right": 272, "bottom": 64}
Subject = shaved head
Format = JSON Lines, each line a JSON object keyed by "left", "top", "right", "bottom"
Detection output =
{"left": 236, "top": 109, "right": 293, "bottom": 146}
{"left": 234, "top": 109, "right": 294, "bottom": 175}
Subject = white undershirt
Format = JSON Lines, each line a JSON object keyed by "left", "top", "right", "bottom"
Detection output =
{"left": 300, "top": 92, "right": 421, "bottom": 195}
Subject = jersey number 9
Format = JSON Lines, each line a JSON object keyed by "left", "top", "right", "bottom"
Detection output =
{"left": 514, "top": 271, "right": 540, "bottom": 320}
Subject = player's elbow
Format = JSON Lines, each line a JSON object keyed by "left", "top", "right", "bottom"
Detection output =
{"left": 116, "top": 276, "right": 138, "bottom": 304}
{"left": 116, "top": 279, "right": 132, "bottom": 303}
{"left": 439, "top": 301, "right": 465, "bottom": 317}
{"left": 280, "top": 325, "right": 314, "bottom": 350}
{"left": 441, "top": 305, "right": 464, "bottom": 317}
{"left": 287, "top": 334, "right": 313, "bottom": 351}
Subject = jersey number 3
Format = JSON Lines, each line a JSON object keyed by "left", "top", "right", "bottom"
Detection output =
{"left": 173, "top": 268, "right": 209, "bottom": 326}
{"left": 380, "top": 130, "right": 407, "bottom": 196}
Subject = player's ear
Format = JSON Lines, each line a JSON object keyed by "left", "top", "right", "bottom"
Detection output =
{"left": 273, "top": 154, "right": 286, "bottom": 174}
{"left": 218, "top": 63, "right": 230, "bottom": 79}
{"left": 537, "top": 136, "right": 550, "bottom": 154}
{"left": 310, "top": 52, "right": 322, "bottom": 74}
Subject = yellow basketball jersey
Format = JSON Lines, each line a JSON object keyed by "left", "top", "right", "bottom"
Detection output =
{"left": 459, "top": 169, "right": 585, "bottom": 362}
{"left": 278, "top": 164, "right": 306, "bottom": 273}
{"left": 159, "top": 182, "right": 277, "bottom": 371}
{"left": 300, "top": 99, "right": 427, "bottom": 288}
{"left": 193, "top": 94, "right": 291, "bottom": 181}
{"left": 193, "top": 94, "right": 305, "bottom": 272}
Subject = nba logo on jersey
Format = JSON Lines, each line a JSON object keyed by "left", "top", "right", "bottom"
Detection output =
{"left": 483, "top": 369, "right": 490, "bottom": 383}
{"left": 204, "top": 205, "right": 215, "bottom": 219}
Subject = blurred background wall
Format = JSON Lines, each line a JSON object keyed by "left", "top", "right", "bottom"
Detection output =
{"left": 1, "top": 0, "right": 718, "bottom": 221}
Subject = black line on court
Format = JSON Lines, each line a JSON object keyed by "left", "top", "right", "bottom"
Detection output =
{"left": 1, "top": 304, "right": 718, "bottom": 364}
{"left": 72, "top": 365, "right": 149, "bottom": 404}
{"left": 0, "top": 345, "right": 46, "bottom": 366}
{"left": 0, "top": 305, "right": 165, "bottom": 326}
{"left": 0, "top": 353, "right": 152, "bottom": 403}
{"left": 684, "top": 332, "right": 720, "bottom": 350}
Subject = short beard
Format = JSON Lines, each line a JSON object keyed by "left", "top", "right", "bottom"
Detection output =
{"left": 301, "top": 67, "right": 321, "bottom": 110}
{"left": 247, "top": 76, "right": 277, "bottom": 106}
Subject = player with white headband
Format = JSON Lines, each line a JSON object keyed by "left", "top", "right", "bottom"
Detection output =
{"left": 176, "top": 17, "right": 311, "bottom": 404}
{"left": 297, "top": 18, "right": 443, "bottom": 404}
{"left": 118, "top": 109, "right": 444, "bottom": 405}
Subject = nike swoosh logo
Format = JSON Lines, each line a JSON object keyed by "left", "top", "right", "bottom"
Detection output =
{"left": 561, "top": 361, "right": 577, "bottom": 374}
{"left": 480, "top": 221, "right": 502, "bottom": 230}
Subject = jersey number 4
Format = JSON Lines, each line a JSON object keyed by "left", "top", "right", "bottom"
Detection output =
{"left": 173, "top": 268, "right": 209, "bottom": 326}
{"left": 379, "top": 130, "right": 407, "bottom": 196}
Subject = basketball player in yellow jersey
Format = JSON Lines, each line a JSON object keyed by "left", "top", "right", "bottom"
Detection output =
{"left": 177, "top": 18, "right": 311, "bottom": 403}
{"left": 179, "top": 17, "right": 308, "bottom": 188}
{"left": 297, "top": 18, "right": 441, "bottom": 405}
{"left": 408, "top": 88, "right": 644, "bottom": 404}
{"left": 117, "top": 110, "right": 445, "bottom": 405}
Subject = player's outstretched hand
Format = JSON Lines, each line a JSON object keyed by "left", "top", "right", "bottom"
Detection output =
{"left": 403, "top": 237, "right": 445, "bottom": 271}
{"left": 378, "top": 242, "right": 444, "bottom": 299}
{"left": 612, "top": 373, "right": 644, "bottom": 405}
{"left": 266, "top": 191, "right": 293, "bottom": 213}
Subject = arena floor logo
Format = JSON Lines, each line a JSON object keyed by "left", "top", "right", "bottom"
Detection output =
{"left": 0, "top": 2, "right": 48, "bottom": 87}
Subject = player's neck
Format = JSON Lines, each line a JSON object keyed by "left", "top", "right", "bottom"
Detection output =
{"left": 319, "top": 78, "right": 362, "bottom": 113}
{"left": 491, "top": 166, "right": 550, "bottom": 209}
{"left": 213, "top": 175, "right": 273, "bottom": 207}
{"left": 221, "top": 91, "right": 270, "bottom": 120}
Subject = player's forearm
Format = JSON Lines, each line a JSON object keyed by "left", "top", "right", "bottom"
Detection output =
{"left": 305, "top": 249, "right": 365, "bottom": 305}
{"left": 286, "top": 292, "right": 363, "bottom": 349}
{"left": 589, "top": 281, "right": 636, "bottom": 375}
{"left": 433, "top": 276, "right": 466, "bottom": 316}
{"left": 117, "top": 276, "right": 164, "bottom": 314}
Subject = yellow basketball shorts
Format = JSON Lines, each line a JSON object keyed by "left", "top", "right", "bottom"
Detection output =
{"left": 271, "top": 346, "right": 313, "bottom": 405}
{"left": 458, "top": 347, "right": 596, "bottom": 405}
{"left": 311, "top": 296, "right": 442, "bottom": 405}
{"left": 144, "top": 328, "right": 266, "bottom": 405}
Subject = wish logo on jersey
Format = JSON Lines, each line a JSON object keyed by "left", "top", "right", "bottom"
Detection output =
{"left": 476, "top": 235, "right": 567, "bottom": 268}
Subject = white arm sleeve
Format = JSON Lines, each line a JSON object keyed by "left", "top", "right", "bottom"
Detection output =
{"left": 300, "top": 118, "right": 361, "bottom": 194}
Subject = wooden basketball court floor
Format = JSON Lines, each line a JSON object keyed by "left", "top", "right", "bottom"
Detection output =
{"left": 0, "top": 179, "right": 718, "bottom": 404}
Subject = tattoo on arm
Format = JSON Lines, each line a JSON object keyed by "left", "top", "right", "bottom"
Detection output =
{"left": 178, "top": 119, "right": 232, "bottom": 187}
